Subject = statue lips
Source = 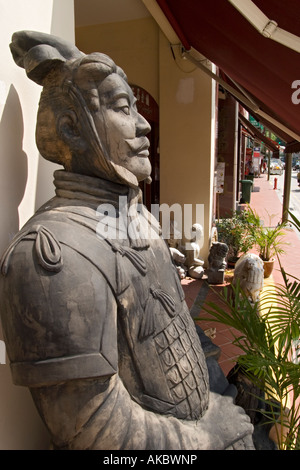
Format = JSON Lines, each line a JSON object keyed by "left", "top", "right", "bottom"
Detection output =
{"left": 125, "top": 137, "right": 150, "bottom": 157}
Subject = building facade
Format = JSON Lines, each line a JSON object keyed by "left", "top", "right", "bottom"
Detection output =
{"left": 0, "top": 0, "right": 234, "bottom": 449}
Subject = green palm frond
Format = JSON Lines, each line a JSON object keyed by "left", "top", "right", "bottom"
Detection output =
{"left": 197, "top": 270, "right": 300, "bottom": 449}
{"left": 205, "top": 209, "right": 299, "bottom": 449}
{"left": 244, "top": 206, "right": 289, "bottom": 260}
{"left": 288, "top": 210, "right": 300, "bottom": 232}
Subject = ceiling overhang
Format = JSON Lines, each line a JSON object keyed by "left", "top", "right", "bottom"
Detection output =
{"left": 143, "top": 0, "right": 300, "bottom": 152}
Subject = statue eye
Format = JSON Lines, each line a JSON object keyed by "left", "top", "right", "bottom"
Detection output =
{"left": 120, "top": 105, "right": 130, "bottom": 115}
{"left": 113, "top": 97, "right": 130, "bottom": 115}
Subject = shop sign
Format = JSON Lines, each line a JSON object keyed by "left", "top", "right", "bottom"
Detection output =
{"left": 253, "top": 147, "right": 261, "bottom": 158}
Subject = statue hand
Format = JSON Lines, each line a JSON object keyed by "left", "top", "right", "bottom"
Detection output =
{"left": 192, "top": 392, "right": 254, "bottom": 450}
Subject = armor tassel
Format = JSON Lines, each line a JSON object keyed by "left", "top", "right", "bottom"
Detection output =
{"left": 150, "top": 288, "right": 176, "bottom": 317}
{"left": 0, "top": 225, "right": 63, "bottom": 275}
{"left": 115, "top": 250, "right": 130, "bottom": 294}
{"left": 110, "top": 242, "right": 147, "bottom": 276}
{"left": 139, "top": 294, "right": 156, "bottom": 340}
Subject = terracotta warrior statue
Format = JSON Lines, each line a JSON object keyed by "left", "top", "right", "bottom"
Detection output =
{"left": 0, "top": 31, "right": 254, "bottom": 450}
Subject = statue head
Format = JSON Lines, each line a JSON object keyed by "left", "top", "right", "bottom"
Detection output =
{"left": 10, "top": 31, "right": 152, "bottom": 188}
{"left": 190, "top": 223, "right": 204, "bottom": 242}
{"left": 209, "top": 242, "right": 228, "bottom": 259}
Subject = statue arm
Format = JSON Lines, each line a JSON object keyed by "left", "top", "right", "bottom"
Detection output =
{"left": 31, "top": 368, "right": 253, "bottom": 450}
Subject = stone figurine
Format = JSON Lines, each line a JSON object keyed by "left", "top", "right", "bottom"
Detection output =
{"left": 0, "top": 31, "right": 254, "bottom": 450}
{"left": 186, "top": 223, "right": 205, "bottom": 279}
{"left": 167, "top": 221, "right": 187, "bottom": 279}
{"left": 169, "top": 246, "right": 187, "bottom": 279}
{"left": 207, "top": 242, "right": 228, "bottom": 284}
{"left": 233, "top": 253, "right": 264, "bottom": 304}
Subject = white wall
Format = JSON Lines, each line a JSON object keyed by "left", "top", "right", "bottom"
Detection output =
{"left": 0, "top": 0, "right": 75, "bottom": 449}
{"left": 159, "top": 33, "right": 216, "bottom": 261}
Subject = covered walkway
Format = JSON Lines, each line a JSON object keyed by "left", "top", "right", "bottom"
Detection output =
{"left": 183, "top": 172, "right": 300, "bottom": 375}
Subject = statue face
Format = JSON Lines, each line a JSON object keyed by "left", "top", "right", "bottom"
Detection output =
{"left": 94, "top": 73, "right": 152, "bottom": 182}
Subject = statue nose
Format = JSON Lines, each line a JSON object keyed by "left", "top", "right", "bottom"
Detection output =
{"left": 136, "top": 113, "right": 151, "bottom": 136}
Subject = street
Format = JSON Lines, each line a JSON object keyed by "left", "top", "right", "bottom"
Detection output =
{"left": 268, "top": 169, "right": 300, "bottom": 226}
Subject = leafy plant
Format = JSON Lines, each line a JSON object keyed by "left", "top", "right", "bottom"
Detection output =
{"left": 216, "top": 210, "right": 255, "bottom": 260}
{"left": 196, "top": 211, "right": 300, "bottom": 450}
{"left": 197, "top": 280, "right": 300, "bottom": 449}
{"left": 245, "top": 207, "right": 288, "bottom": 261}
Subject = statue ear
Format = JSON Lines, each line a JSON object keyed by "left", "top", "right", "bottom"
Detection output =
{"left": 57, "top": 111, "right": 84, "bottom": 149}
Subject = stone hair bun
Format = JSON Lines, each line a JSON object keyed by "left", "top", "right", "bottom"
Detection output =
{"left": 10, "top": 30, "right": 83, "bottom": 85}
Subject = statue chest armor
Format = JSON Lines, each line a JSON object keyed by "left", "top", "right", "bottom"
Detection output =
{"left": 0, "top": 199, "right": 209, "bottom": 421}
{"left": 114, "top": 238, "right": 209, "bottom": 420}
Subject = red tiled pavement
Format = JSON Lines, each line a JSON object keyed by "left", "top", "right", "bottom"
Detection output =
{"left": 182, "top": 173, "right": 300, "bottom": 377}
{"left": 250, "top": 174, "right": 300, "bottom": 282}
{"left": 182, "top": 276, "right": 243, "bottom": 376}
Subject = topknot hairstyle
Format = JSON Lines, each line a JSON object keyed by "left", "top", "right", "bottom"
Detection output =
{"left": 9, "top": 31, "right": 139, "bottom": 188}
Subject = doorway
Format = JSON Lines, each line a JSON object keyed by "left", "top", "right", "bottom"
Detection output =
{"left": 131, "top": 85, "right": 160, "bottom": 210}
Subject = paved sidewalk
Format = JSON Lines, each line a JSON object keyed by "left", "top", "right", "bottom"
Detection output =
{"left": 251, "top": 174, "right": 300, "bottom": 282}
{"left": 182, "top": 172, "right": 300, "bottom": 376}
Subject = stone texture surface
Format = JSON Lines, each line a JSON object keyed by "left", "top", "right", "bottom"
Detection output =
{"left": 233, "top": 253, "right": 264, "bottom": 303}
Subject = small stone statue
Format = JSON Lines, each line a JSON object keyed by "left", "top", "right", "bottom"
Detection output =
{"left": 207, "top": 242, "right": 228, "bottom": 284}
{"left": 0, "top": 31, "right": 254, "bottom": 450}
{"left": 169, "top": 246, "right": 187, "bottom": 279}
{"left": 186, "top": 223, "right": 205, "bottom": 279}
{"left": 233, "top": 253, "right": 264, "bottom": 304}
{"left": 167, "top": 221, "right": 186, "bottom": 279}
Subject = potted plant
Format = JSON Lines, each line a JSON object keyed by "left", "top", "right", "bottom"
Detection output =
{"left": 197, "top": 206, "right": 300, "bottom": 450}
{"left": 196, "top": 211, "right": 300, "bottom": 450}
{"left": 197, "top": 275, "right": 300, "bottom": 450}
{"left": 245, "top": 207, "right": 288, "bottom": 278}
{"left": 216, "top": 210, "right": 255, "bottom": 267}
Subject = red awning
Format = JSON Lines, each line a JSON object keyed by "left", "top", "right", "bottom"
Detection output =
{"left": 156, "top": 0, "right": 300, "bottom": 150}
{"left": 238, "top": 112, "right": 280, "bottom": 154}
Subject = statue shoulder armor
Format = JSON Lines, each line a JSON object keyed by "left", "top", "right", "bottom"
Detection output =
{"left": 0, "top": 212, "right": 119, "bottom": 387}
{"left": 0, "top": 211, "right": 118, "bottom": 289}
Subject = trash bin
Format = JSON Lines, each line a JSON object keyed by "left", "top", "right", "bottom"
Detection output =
{"left": 245, "top": 174, "right": 255, "bottom": 191}
{"left": 240, "top": 179, "right": 252, "bottom": 203}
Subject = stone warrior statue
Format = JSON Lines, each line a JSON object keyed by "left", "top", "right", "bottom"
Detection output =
{"left": 0, "top": 31, "right": 254, "bottom": 450}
